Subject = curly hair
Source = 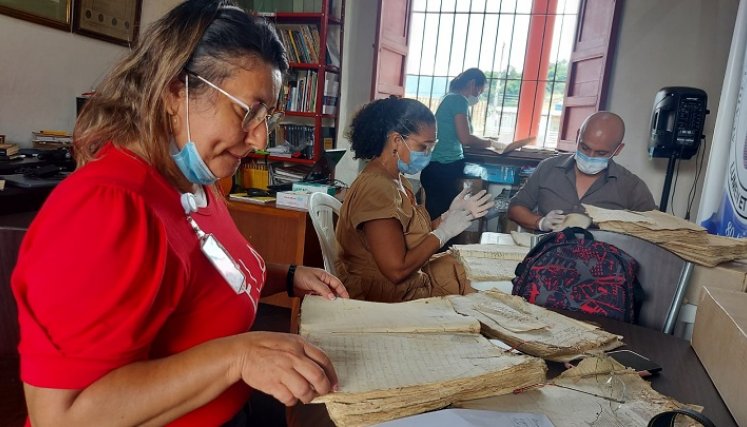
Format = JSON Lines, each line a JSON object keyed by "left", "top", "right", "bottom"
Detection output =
{"left": 74, "top": 0, "right": 288, "bottom": 192}
{"left": 345, "top": 97, "right": 435, "bottom": 160}
{"left": 449, "top": 68, "right": 487, "bottom": 92}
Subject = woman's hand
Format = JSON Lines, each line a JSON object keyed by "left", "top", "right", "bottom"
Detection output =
{"left": 293, "top": 266, "right": 349, "bottom": 300}
{"left": 447, "top": 188, "right": 495, "bottom": 219}
{"left": 234, "top": 332, "right": 339, "bottom": 406}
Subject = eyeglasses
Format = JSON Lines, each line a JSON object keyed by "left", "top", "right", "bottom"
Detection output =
{"left": 576, "top": 138, "right": 621, "bottom": 158}
{"left": 185, "top": 70, "right": 284, "bottom": 132}
{"left": 403, "top": 136, "right": 437, "bottom": 155}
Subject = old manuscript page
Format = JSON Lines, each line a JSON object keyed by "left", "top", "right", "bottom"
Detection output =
{"left": 449, "top": 291, "right": 623, "bottom": 362}
{"left": 299, "top": 295, "right": 479, "bottom": 335}
{"left": 460, "top": 357, "right": 701, "bottom": 427}
{"left": 300, "top": 296, "right": 547, "bottom": 427}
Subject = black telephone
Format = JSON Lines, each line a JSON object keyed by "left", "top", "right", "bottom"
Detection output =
{"left": 648, "top": 87, "right": 708, "bottom": 160}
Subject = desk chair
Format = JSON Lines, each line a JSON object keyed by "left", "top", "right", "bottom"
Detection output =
{"left": 307, "top": 192, "right": 341, "bottom": 276}
{"left": 0, "top": 227, "right": 27, "bottom": 427}
{"left": 589, "top": 230, "right": 693, "bottom": 334}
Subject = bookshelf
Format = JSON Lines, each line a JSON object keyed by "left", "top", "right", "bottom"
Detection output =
{"left": 239, "top": 0, "right": 345, "bottom": 187}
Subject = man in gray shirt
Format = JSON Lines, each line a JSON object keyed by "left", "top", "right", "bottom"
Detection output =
{"left": 508, "top": 111, "right": 656, "bottom": 231}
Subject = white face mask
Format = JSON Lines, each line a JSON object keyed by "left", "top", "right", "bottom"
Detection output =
{"left": 466, "top": 95, "right": 479, "bottom": 106}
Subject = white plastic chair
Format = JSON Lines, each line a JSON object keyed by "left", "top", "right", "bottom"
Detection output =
{"left": 308, "top": 192, "right": 341, "bottom": 276}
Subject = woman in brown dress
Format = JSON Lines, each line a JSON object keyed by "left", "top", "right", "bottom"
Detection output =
{"left": 335, "top": 97, "right": 493, "bottom": 302}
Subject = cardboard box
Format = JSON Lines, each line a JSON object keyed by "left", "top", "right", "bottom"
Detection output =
{"left": 276, "top": 190, "right": 310, "bottom": 210}
{"left": 691, "top": 287, "right": 747, "bottom": 426}
{"left": 685, "top": 260, "right": 747, "bottom": 305}
{"left": 292, "top": 182, "right": 335, "bottom": 195}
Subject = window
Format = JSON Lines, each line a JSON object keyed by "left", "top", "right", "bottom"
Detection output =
{"left": 405, "top": 0, "right": 580, "bottom": 149}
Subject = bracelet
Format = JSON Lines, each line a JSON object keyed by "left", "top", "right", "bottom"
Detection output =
{"left": 286, "top": 264, "right": 297, "bottom": 297}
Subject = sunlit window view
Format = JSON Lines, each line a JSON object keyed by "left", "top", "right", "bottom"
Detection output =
{"left": 405, "top": 0, "right": 579, "bottom": 149}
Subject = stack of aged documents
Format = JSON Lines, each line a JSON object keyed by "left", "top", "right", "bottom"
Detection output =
{"left": 449, "top": 291, "right": 623, "bottom": 362}
{"left": 461, "top": 357, "right": 701, "bottom": 426}
{"left": 584, "top": 205, "right": 747, "bottom": 266}
{"left": 300, "top": 296, "right": 547, "bottom": 427}
{"left": 451, "top": 244, "right": 529, "bottom": 281}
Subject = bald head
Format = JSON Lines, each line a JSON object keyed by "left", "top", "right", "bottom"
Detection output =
{"left": 578, "top": 111, "right": 625, "bottom": 152}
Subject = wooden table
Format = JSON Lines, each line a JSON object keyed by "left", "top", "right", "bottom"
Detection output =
{"left": 286, "top": 311, "right": 738, "bottom": 427}
{"left": 227, "top": 200, "right": 323, "bottom": 332}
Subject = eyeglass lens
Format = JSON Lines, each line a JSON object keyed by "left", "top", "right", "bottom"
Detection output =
{"left": 241, "top": 106, "right": 284, "bottom": 133}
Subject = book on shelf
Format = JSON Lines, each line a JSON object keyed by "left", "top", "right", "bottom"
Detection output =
{"left": 325, "top": 36, "right": 341, "bottom": 68}
{"left": 322, "top": 127, "right": 335, "bottom": 150}
{"left": 322, "top": 73, "right": 339, "bottom": 115}
{"left": 276, "top": 24, "right": 321, "bottom": 64}
{"left": 300, "top": 295, "right": 547, "bottom": 427}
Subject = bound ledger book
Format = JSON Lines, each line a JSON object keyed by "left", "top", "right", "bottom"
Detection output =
{"left": 299, "top": 296, "right": 547, "bottom": 427}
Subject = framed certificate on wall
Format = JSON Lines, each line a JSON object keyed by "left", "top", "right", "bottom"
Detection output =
{"left": 73, "top": 0, "right": 142, "bottom": 46}
{"left": 0, "top": 0, "right": 72, "bottom": 31}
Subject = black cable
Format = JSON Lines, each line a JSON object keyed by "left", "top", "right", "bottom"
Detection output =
{"left": 685, "top": 138, "right": 707, "bottom": 220}
{"left": 670, "top": 157, "right": 681, "bottom": 215}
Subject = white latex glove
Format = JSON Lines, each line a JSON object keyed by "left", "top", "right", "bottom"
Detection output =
{"left": 432, "top": 209, "right": 472, "bottom": 247}
{"left": 447, "top": 189, "right": 495, "bottom": 219}
{"left": 537, "top": 210, "right": 566, "bottom": 232}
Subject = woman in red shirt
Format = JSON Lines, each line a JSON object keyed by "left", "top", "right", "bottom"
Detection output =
{"left": 11, "top": 1, "right": 348, "bottom": 425}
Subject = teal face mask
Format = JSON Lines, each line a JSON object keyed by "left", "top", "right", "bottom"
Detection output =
{"left": 171, "top": 141, "right": 217, "bottom": 185}
{"left": 397, "top": 138, "right": 432, "bottom": 175}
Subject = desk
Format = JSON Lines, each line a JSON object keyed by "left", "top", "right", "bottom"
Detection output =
{"left": 227, "top": 200, "right": 323, "bottom": 332}
{"left": 572, "top": 313, "right": 737, "bottom": 427}
{"left": 286, "top": 311, "right": 737, "bottom": 427}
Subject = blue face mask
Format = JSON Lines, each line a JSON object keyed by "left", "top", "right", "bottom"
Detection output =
{"left": 171, "top": 72, "right": 217, "bottom": 185}
{"left": 397, "top": 138, "right": 432, "bottom": 175}
{"left": 575, "top": 150, "right": 610, "bottom": 175}
{"left": 171, "top": 141, "right": 217, "bottom": 185}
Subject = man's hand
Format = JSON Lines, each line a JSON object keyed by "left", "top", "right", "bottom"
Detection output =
{"left": 292, "top": 266, "right": 349, "bottom": 300}
{"left": 537, "top": 210, "right": 565, "bottom": 232}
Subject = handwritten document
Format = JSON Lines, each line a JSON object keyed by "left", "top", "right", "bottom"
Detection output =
{"left": 460, "top": 357, "right": 697, "bottom": 427}
{"left": 300, "top": 295, "right": 547, "bottom": 427}
{"left": 449, "top": 291, "right": 623, "bottom": 362}
{"left": 299, "top": 296, "right": 479, "bottom": 335}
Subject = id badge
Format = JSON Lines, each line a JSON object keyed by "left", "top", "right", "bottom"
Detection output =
{"left": 200, "top": 233, "right": 247, "bottom": 294}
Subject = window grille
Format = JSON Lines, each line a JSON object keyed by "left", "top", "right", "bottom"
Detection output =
{"left": 405, "top": 0, "right": 579, "bottom": 149}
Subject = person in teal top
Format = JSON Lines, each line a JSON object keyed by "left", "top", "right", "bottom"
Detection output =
{"left": 421, "top": 68, "right": 499, "bottom": 221}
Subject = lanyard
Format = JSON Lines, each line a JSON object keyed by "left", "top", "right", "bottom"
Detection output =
{"left": 181, "top": 193, "right": 257, "bottom": 310}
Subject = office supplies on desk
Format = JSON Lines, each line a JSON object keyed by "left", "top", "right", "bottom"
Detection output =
{"left": 268, "top": 149, "right": 345, "bottom": 192}
{"left": 228, "top": 193, "right": 276, "bottom": 205}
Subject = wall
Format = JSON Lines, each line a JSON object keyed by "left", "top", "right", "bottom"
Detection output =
{"left": 0, "top": 0, "right": 181, "bottom": 147}
{"left": 334, "top": 0, "right": 378, "bottom": 186}
{"left": 607, "top": 0, "right": 738, "bottom": 220}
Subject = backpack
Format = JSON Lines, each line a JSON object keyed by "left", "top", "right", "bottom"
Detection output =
{"left": 512, "top": 227, "right": 639, "bottom": 322}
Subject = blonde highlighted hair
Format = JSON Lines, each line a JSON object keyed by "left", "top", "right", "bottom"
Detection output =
{"left": 74, "top": 0, "right": 288, "bottom": 191}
